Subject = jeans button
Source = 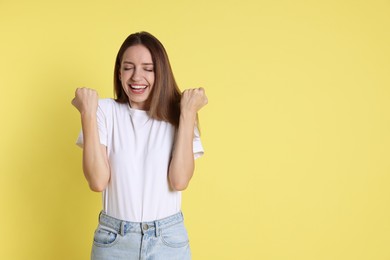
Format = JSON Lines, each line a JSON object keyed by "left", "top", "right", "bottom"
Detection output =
{"left": 143, "top": 224, "right": 149, "bottom": 230}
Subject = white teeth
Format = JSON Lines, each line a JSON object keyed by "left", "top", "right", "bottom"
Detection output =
{"left": 131, "top": 85, "right": 147, "bottom": 89}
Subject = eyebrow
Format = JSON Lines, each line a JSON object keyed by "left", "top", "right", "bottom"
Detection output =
{"left": 123, "top": 61, "right": 154, "bottom": 65}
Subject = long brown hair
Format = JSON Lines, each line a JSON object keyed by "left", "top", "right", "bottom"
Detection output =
{"left": 114, "top": 31, "right": 181, "bottom": 128}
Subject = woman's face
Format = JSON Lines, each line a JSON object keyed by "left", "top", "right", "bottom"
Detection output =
{"left": 119, "top": 44, "right": 155, "bottom": 110}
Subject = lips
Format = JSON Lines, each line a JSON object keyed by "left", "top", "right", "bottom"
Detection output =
{"left": 129, "top": 84, "right": 148, "bottom": 94}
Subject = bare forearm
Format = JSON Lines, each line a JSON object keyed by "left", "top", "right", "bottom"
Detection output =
{"left": 168, "top": 113, "right": 196, "bottom": 191}
{"left": 81, "top": 113, "right": 110, "bottom": 192}
{"left": 169, "top": 87, "right": 208, "bottom": 191}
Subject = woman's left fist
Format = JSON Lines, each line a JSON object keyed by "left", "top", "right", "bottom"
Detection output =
{"left": 181, "top": 88, "right": 208, "bottom": 114}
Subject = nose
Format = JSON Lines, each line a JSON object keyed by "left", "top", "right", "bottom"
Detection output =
{"left": 131, "top": 67, "right": 142, "bottom": 81}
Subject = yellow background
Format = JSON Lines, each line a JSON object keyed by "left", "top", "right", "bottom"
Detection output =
{"left": 1, "top": 0, "right": 389, "bottom": 259}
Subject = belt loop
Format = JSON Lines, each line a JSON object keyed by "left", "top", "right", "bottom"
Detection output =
{"left": 98, "top": 211, "right": 103, "bottom": 223}
{"left": 155, "top": 220, "right": 160, "bottom": 237}
{"left": 120, "top": 221, "right": 126, "bottom": 236}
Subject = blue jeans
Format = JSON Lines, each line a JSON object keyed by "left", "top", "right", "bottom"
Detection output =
{"left": 91, "top": 211, "right": 191, "bottom": 260}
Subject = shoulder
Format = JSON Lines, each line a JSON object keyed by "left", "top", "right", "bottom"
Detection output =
{"left": 98, "top": 98, "right": 116, "bottom": 108}
{"left": 98, "top": 98, "right": 129, "bottom": 117}
{"left": 98, "top": 98, "right": 127, "bottom": 111}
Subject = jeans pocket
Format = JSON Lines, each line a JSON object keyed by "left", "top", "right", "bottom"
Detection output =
{"left": 93, "top": 225, "right": 120, "bottom": 247}
{"left": 160, "top": 222, "right": 189, "bottom": 248}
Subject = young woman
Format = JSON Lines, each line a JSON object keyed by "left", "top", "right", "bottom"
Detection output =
{"left": 72, "top": 31, "right": 207, "bottom": 259}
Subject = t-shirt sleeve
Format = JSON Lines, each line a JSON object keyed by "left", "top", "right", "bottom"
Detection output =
{"left": 76, "top": 100, "right": 108, "bottom": 148}
{"left": 193, "top": 125, "right": 204, "bottom": 160}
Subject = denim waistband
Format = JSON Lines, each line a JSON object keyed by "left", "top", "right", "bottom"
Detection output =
{"left": 98, "top": 211, "right": 184, "bottom": 237}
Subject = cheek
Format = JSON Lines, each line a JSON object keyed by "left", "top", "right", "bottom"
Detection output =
{"left": 120, "top": 70, "right": 129, "bottom": 79}
{"left": 120, "top": 79, "right": 127, "bottom": 88}
{"left": 121, "top": 82, "right": 129, "bottom": 94}
{"left": 149, "top": 74, "right": 155, "bottom": 87}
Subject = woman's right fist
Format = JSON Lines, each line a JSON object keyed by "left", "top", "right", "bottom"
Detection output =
{"left": 71, "top": 87, "right": 99, "bottom": 115}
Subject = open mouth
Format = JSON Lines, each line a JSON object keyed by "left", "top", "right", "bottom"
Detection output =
{"left": 129, "top": 84, "right": 148, "bottom": 94}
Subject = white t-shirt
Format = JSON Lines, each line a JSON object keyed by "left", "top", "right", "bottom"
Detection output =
{"left": 76, "top": 98, "right": 204, "bottom": 222}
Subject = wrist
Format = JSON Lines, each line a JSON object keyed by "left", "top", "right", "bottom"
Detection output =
{"left": 81, "top": 111, "right": 97, "bottom": 121}
{"left": 180, "top": 110, "right": 197, "bottom": 123}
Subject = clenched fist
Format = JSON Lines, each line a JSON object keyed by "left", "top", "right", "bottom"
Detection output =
{"left": 71, "top": 87, "right": 99, "bottom": 116}
{"left": 181, "top": 88, "right": 208, "bottom": 115}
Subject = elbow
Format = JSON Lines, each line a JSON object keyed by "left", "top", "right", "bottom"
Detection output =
{"left": 168, "top": 169, "right": 193, "bottom": 191}
{"left": 83, "top": 166, "right": 110, "bottom": 192}
{"left": 89, "top": 183, "right": 106, "bottom": 192}
{"left": 168, "top": 164, "right": 194, "bottom": 191}
{"left": 88, "top": 180, "right": 108, "bottom": 192}
{"left": 169, "top": 179, "right": 190, "bottom": 191}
